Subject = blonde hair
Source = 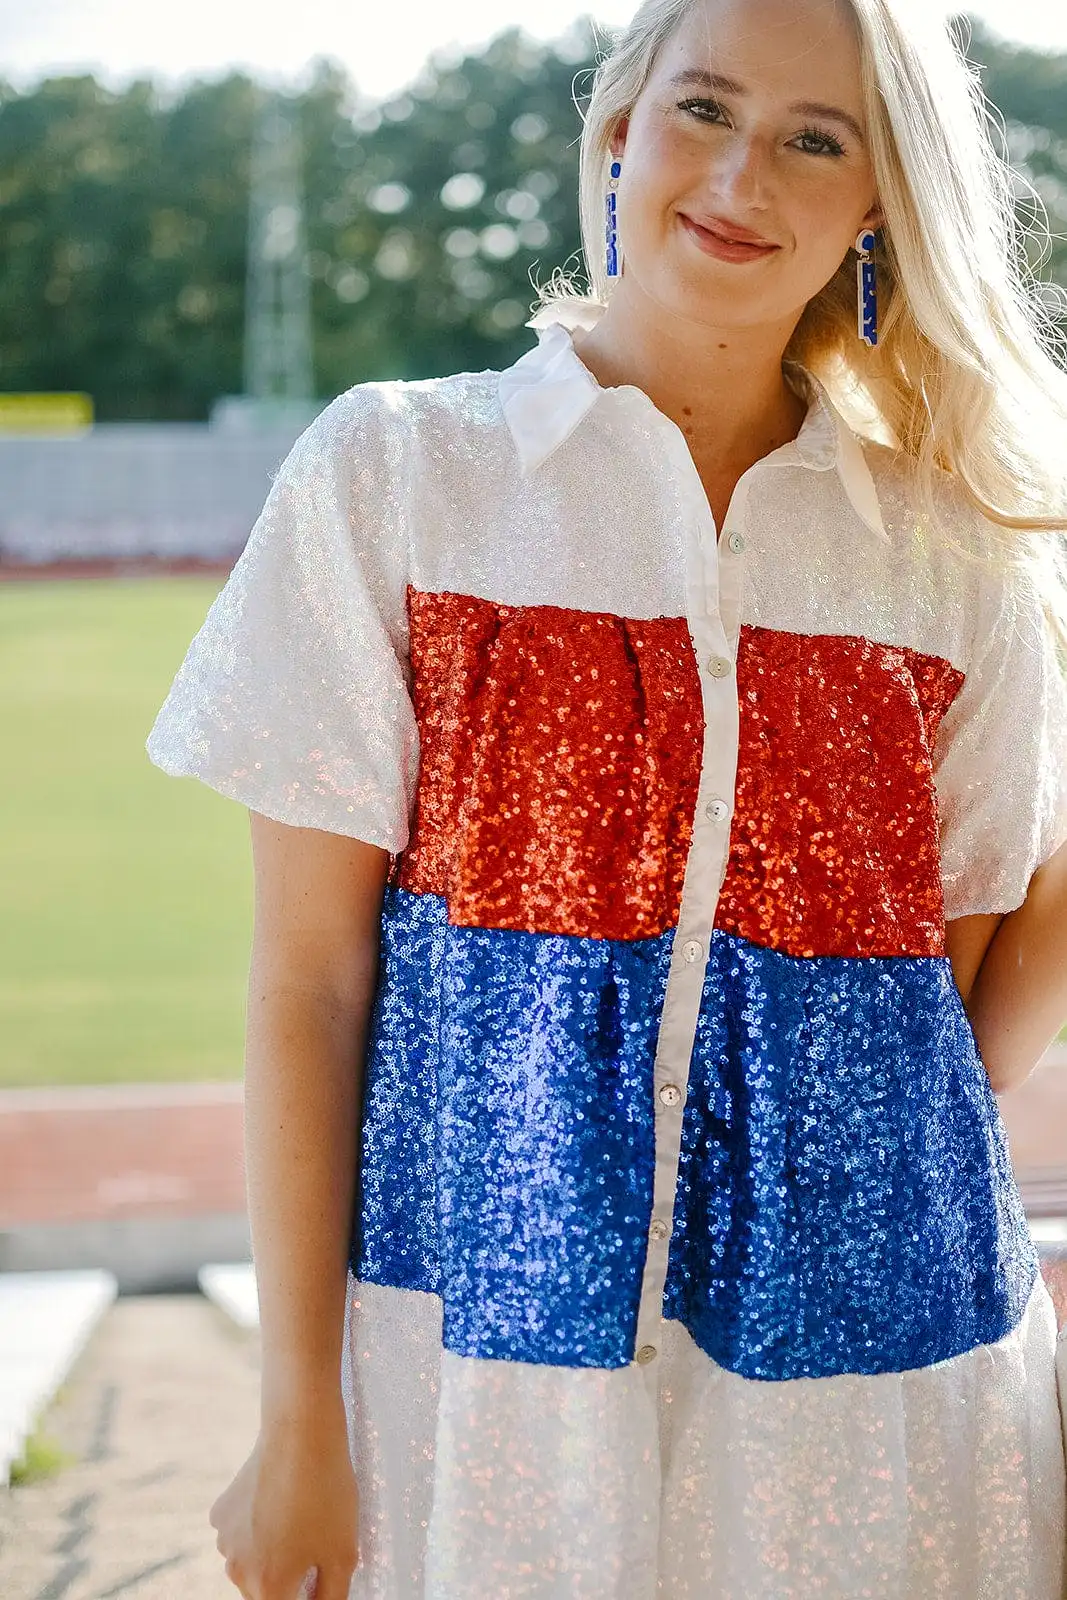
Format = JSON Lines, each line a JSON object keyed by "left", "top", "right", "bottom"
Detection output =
{"left": 534, "top": 0, "right": 1067, "bottom": 647}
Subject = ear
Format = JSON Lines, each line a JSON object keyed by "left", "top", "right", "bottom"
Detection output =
{"left": 864, "top": 198, "right": 885, "bottom": 234}
{"left": 609, "top": 115, "right": 629, "bottom": 161}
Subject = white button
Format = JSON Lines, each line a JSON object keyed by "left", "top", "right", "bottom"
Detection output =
{"left": 706, "top": 655, "right": 732, "bottom": 678}
{"left": 658, "top": 1082, "right": 684, "bottom": 1109}
{"left": 636, "top": 1344, "right": 658, "bottom": 1364}
{"left": 705, "top": 797, "right": 730, "bottom": 823}
{"left": 649, "top": 1218, "right": 669, "bottom": 1242}
{"left": 727, "top": 530, "right": 746, "bottom": 553}
{"left": 681, "top": 939, "right": 703, "bottom": 964}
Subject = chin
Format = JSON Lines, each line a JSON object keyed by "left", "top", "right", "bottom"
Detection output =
{"left": 643, "top": 267, "right": 766, "bottom": 330}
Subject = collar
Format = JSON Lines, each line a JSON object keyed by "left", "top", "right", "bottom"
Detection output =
{"left": 497, "top": 300, "right": 889, "bottom": 544}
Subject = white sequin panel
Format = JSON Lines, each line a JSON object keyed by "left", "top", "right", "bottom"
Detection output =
{"left": 398, "top": 376, "right": 691, "bottom": 621}
{"left": 341, "top": 1272, "right": 1066, "bottom": 1600}
{"left": 145, "top": 388, "right": 419, "bottom": 851}
{"left": 923, "top": 539, "right": 1067, "bottom": 917}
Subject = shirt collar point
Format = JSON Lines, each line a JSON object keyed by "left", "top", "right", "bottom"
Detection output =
{"left": 498, "top": 317, "right": 601, "bottom": 474}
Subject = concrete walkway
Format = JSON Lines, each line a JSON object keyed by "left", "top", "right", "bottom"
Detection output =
{"left": 0, "top": 1293, "right": 262, "bottom": 1600}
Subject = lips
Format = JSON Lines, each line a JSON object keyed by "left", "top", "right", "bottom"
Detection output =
{"left": 678, "top": 211, "right": 781, "bottom": 263}
{"left": 686, "top": 213, "right": 778, "bottom": 248}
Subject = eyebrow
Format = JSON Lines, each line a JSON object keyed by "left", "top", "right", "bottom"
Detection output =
{"left": 666, "top": 68, "right": 866, "bottom": 147}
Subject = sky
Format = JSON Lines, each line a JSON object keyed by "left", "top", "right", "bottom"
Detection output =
{"left": 3, "top": 0, "right": 1067, "bottom": 102}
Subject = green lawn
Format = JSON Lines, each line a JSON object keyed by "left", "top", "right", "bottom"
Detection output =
{"left": 0, "top": 576, "right": 252, "bottom": 1088}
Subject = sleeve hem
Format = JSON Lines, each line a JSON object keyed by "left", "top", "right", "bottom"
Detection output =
{"left": 146, "top": 750, "right": 409, "bottom": 853}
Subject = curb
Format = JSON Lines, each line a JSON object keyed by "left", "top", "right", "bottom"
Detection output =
{"left": 0, "top": 1268, "right": 118, "bottom": 1485}
{"left": 0, "top": 1214, "right": 250, "bottom": 1295}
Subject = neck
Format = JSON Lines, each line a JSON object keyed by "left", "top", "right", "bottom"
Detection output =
{"left": 571, "top": 281, "right": 809, "bottom": 475}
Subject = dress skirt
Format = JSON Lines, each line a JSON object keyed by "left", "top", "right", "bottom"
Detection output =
{"left": 339, "top": 1266, "right": 1067, "bottom": 1600}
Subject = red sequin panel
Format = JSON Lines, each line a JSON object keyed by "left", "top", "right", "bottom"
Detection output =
{"left": 393, "top": 588, "right": 964, "bottom": 955}
{"left": 717, "top": 625, "right": 964, "bottom": 958}
{"left": 396, "top": 587, "right": 704, "bottom": 939}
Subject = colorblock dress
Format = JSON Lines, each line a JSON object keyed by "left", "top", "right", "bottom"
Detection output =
{"left": 147, "top": 302, "right": 1067, "bottom": 1598}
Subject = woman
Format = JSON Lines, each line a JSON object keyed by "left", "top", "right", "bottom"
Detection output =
{"left": 147, "top": 0, "right": 1067, "bottom": 1592}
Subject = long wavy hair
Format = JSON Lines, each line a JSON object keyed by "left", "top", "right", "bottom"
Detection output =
{"left": 533, "top": 0, "right": 1067, "bottom": 645}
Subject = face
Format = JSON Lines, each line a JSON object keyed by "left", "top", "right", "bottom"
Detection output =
{"left": 611, "top": 0, "right": 883, "bottom": 330}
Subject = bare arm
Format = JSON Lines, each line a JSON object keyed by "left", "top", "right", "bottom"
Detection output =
{"left": 244, "top": 811, "right": 391, "bottom": 1428}
{"left": 957, "top": 836, "right": 1067, "bottom": 1094}
{"left": 945, "top": 911, "right": 1005, "bottom": 1008}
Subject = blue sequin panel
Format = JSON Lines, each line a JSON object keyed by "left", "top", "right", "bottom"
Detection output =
{"left": 662, "top": 930, "right": 1038, "bottom": 1379}
{"left": 351, "top": 884, "right": 666, "bottom": 1367}
{"left": 351, "top": 888, "right": 1037, "bottom": 1376}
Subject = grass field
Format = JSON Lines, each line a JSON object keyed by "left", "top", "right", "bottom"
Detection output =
{"left": 0, "top": 576, "right": 252, "bottom": 1089}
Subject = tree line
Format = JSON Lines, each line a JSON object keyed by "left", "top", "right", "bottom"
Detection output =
{"left": 1, "top": 15, "right": 1065, "bottom": 420}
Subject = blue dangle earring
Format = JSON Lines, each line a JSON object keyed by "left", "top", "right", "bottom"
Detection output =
{"left": 606, "top": 159, "right": 622, "bottom": 278}
{"left": 855, "top": 227, "right": 878, "bottom": 346}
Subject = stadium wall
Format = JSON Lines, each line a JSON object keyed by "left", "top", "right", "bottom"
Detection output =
{"left": 0, "top": 424, "right": 306, "bottom": 566}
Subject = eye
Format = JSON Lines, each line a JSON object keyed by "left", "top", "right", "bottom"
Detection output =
{"left": 677, "top": 96, "right": 728, "bottom": 125}
{"left": 795, "top": 125, "right": 846, "bottom": 158}
{"left": 676, "top": 97, "right": 846, "bottom": 158}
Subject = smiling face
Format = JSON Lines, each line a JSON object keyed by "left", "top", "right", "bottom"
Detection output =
{"left": 611, "top": 0, "right": 883, "bottom": 331}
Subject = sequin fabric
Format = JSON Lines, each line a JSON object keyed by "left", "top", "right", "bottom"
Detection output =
{"left": 353, "top": 886, "right": 1035, "bottom": 1377}
{"left": 396, "top": 589, "right": 964, "bottom": 955}
{"left": 396, "top": 588, "right": 702, "bottom": 939}
{"left": 146, "top": 299, "right": 1067, "bottom": 1597}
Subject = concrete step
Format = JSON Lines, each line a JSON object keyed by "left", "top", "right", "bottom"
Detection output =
{"left": 0, "top": 1268, "right": 118, "bottom": 1485}
{"left": 198, "top": 1262, "right": 259, "bottom": 1330}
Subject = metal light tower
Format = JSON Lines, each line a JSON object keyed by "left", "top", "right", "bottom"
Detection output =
{"left": 243, "top": 91, "right": 314, "bottom": 405}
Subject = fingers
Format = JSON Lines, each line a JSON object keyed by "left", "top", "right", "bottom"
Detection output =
{"left": 215, "top": 1555, "right": 357, "bottom": 1600}
{"left": 301, "top": 1563, "right": 360, "bottom": 1600}
{"left": 222, "top": 1554, "right": 252, "bottom": 1597}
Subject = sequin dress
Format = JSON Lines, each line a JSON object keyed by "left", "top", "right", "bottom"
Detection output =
{"left": 147, "top": 301, "right": 1067, "bottom": 1599}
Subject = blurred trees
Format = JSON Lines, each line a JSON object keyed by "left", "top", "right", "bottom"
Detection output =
{"left": 0, "top": 14, "right": 1065, "bottom": 419}
{"left": 0, "top": 73, "right": 253, "bottom": 418}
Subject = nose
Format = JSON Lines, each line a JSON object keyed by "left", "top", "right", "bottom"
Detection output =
{"left": 711, "top": 134, "right": 771, "bottom": 207}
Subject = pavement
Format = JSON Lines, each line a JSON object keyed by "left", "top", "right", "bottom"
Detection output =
{"left": 0, "top": 1292, "right": 262, "bottom": 1600}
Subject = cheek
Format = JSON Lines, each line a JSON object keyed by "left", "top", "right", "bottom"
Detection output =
{"left": 621, "top": 118, "right": 705, "bottom": 210}
{"left": 789, "top": 178, "right": 871, "bottom": 263}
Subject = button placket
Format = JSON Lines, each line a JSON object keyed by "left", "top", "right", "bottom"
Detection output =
{"left": 632, "top": 426, "right": 746, "bottom": 1378}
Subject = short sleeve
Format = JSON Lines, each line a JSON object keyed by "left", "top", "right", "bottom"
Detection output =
{"left": 145, "top": 386, "right": 419, "bottom": 852}
{"left": 934, "top": 544, "right": 1067, "bottom": 918}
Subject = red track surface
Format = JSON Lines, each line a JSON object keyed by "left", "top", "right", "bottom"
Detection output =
{"left": 1, "top": 1052, "right": 1063, "bottom": 1227}
{"left": 0, "top": 556, "right": 234, "bottom": 582}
